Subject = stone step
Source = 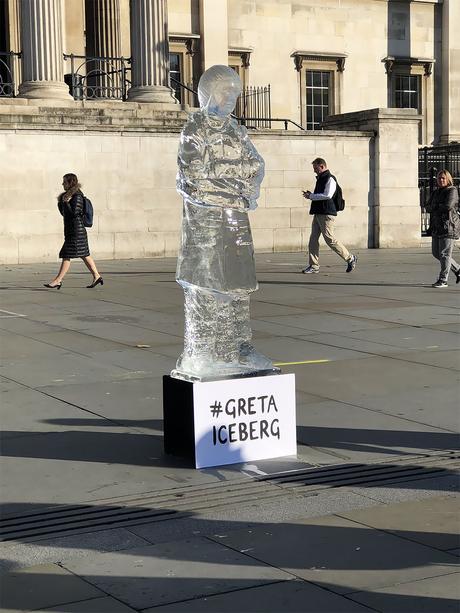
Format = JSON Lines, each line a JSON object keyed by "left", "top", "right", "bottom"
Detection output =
{"left": 0, "top": 104, "right": 187, "bottom": 131}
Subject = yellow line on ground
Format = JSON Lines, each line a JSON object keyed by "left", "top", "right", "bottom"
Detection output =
{"left": 273, "top": 359, "right": 330, "bottom": 366}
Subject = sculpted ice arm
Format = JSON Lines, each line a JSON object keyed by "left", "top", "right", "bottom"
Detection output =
{"left": 177, "top": 118, "right": 249, "bottom": 210}
{"left": 240, "top": 129, "right": 265, "bottom": 210}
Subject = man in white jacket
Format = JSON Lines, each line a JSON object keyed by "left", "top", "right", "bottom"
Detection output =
{"left": 302, "top": 157, "right": 357, "bottom": 274}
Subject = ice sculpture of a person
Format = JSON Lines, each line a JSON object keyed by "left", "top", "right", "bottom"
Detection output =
{"left": 172, "top": 64, "right": 276, "bottom": 380}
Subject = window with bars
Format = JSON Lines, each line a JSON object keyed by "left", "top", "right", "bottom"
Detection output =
{"left": 305, "top": 70, "right": 331, "bottom": 130}
{"left": 393, "top": 74, "right": 420, "bottom": 110}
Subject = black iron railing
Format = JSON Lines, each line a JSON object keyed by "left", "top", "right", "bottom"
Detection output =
{"left": 419, "top": 143, "right": 460, "bottom": 236}
{"left": 238, "top": 117, "right": 305, "bottom": 131}
{"left": 236, "top": 85, "right": 271, "bottom": 129}
{"left": 0, "top": 51, "right": 21, "bottom": 97}
{"left": 171, "top": 79, "right": 304, "bottom": 131}
{"left": 63, "top": 53, "right": 131, "bottom": 100}
{"left": 170, "top": 76, "right": 197, "bottom": 106}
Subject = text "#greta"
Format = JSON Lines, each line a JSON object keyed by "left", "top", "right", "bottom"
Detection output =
{"left": 222, "top": 395, "right": 278, "bottom": 418}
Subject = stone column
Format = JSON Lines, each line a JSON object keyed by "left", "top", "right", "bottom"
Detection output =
{"left": 85, "top": 0, "right": 122, "bottom": 97}
{"left": 128, "top": 0, "right": 177, "bottom": 103}
{"left": 199, "top": 0, "right": 228, "bottom": 69}
{"left": 440, "top": 0, "right": 460, "bottom": 143}
{"left": 18, "top": 0, "right": 71, "bottom": 99}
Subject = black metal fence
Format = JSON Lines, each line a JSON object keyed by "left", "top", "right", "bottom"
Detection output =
{"left": 235, "top": 85, "right": 271, "bottom": 129}
{"left": 169, "top": 76, "right": 197, "bottom": 107}
{"left": 63, "top": 54, "right": 131, "bottom": 100}
{"left": 0, "top": 51, "right": 21, "bottom": 97}
{"left": 419, "top": 144, "right": 460, "bottom": 236}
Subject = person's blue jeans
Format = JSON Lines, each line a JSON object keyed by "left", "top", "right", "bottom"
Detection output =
{"left": 432, "top": 236, "right": 460, "bottom": 282}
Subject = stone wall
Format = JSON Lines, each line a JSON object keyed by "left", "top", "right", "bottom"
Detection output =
{"left": 323, "top": 108, "right": 422, "bottom": 248}
{"left": 0, "top": 101, "right": 373, "bottom": 265}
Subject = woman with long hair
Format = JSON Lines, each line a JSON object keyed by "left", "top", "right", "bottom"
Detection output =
{"left": 425, "top": 169, "right": 460, "bottom": 288}
{"left": 44, "top": 173, "right": 103, "bottom": 289}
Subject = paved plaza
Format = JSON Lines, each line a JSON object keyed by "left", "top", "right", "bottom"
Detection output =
{"left": 0, "top": 248, "right": 459, "bottom": 612}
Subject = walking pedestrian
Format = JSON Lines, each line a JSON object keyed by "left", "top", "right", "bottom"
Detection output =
{"left": 44, "top": 173, "right": 103, "bottom": 289}
{"left": 424, "top": 169, "right": 460, "bottom": 288}
{"left": 301, "top": 158, "right": 357, "bottom": 274}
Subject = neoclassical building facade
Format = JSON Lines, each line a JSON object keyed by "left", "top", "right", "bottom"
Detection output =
{"left": 0, "top": 0, "right": 458, "bottom": 264}
{"left": 1, "top": 0, "right": 458, "bottom": 143}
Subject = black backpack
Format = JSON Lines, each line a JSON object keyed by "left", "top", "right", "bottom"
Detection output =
{"left": 82, "top": 196, "right": 94, "bottom": 227}
{"left": 331, "top": 176, "right": 345, "bottom": 212}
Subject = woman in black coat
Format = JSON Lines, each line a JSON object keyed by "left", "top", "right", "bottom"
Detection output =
{"left": 44, "top": 173, "right": 103, "bottom": 289}
{"left": 425, "top": 169, "right": 460, "bottom": 288}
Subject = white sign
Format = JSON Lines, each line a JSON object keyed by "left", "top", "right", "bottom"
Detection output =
{"left": 193, "top": 373, "right": 296, "bottom": 469}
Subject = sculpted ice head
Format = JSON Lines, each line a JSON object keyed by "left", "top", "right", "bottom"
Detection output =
{"left": 198, "top": 65, "right": 242, "bottom": 118}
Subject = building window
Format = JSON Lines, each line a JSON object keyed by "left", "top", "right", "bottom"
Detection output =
{"left": 169, "top": 52, "right": 182, "bottom": 102}
{"left": 394, "top": 74, "right": 420, "bottom": 109}
{"left": 382, "top": 56, "right": 434, "bottom": 144}
{"left": 168, "top": 35, "right": 200, "bottom": 106}
{"left": 306, "top": 70, "right": 331, "bottom": 130}
{"left": 291, "top": 52, "right": 346, "bottom": 130}
{"left": 228, "top": 48, "right": 252, "bottom": 88}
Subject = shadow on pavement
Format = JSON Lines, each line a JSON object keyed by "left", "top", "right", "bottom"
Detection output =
{"left": 0, "top": 505, "right": 459, "bottom": 611}
{"left": 297, "top": 425, "right": 460, "bottom": 457}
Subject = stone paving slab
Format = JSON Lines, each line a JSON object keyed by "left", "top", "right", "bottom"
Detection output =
{"left": 61, "top": 537, "right": 294, "bottom": 610}
{"left": 296, "top": 396, "right": 455, "bottom": 462}
{"left": 0, "top": 352, "right": 131, "bottom": 388}
{"left": 0, "top": 379, "right": 136, "bottom": 440}
{"left": 0, "top": 527, "right": 150, "bottom": 573}
{"left": 292, "top": 354, "right": 460, "bottom": 431}
{"left": 257, "top": 312, "right": 398, "bottom": 334}
{"left": 306, "top": 325, "right": 460, "bottom": 353}
{"left": 87, "top": 348, "right": 176, "bottom": 373}
{"left": 327, "top": 324, "right": 459, "bottom": 349}
{"left": 207, "top": 514, "right": 458, "bottom": 595}
{"left": 0, "top": 330, "right": 75, "bottom": 362}
{"left": 30, "top": 329, "right": 133, "bottom": 354}
{"left": 0, "top": 430, "right": 172, "bottom": 513}
{"left": 44, "top": 596, "right": 138, "bottom": 612}
{"left": 434, "top": 323, "right": 460, "bottom": 333}
{"left": 0, "top": 563, "right": 103, "bottom": 611}
{"left": 146, "top": 578, "right": 375, "bottom": 612}
{"left": 338, "top": 494, "right": 460, "bottom": 551}
{"left": 249, "top": 335, "right": 370, "bottom": 365}
{"left": 0, "top": 316, "right": 67, "bottom": 337}
{"left": 29, "top": 318, "right": 181, "bottom": 348}
{"left": 347, "top": 473, "right": 459, "bottom": 506}
{"left": 297, "top": 331, "right": 413, "bottom": 358}
{"left": 246, "top": 300, "right": 316, "bottom": 319}
{"left": 320, "top": 305, "right": 460, "bottom": 327}
{"left": 249, "top": 317, "right": 325, "bottom": 339}
{"left": 390, "top": 348, "right": 460, "bottom": 371}
{"left": 37, "top": 376, "right": 164, "bottom": 423}
{"left": 348, "top": 572, "right": 460, "bottom": 612}
{"left": 126, "top": 491, "right": 378, "bottom": 548}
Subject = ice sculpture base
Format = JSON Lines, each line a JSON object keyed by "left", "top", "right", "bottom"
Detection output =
{"left": 163, "top": 372, "right": 296, "bottom": 469}
{"left": 170, "top": 366, "right": 281, "bottom": 383}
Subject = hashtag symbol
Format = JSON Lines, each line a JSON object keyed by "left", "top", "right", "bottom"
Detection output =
{"left": 210, "top": 401, "right": 223, "bottom": 419}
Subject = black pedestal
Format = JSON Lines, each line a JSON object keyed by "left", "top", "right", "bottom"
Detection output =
{"left": 163, "top": 375, "right": 195, "bottom": 464}
{"left": 163, "top": 372, "right": 296, "bottom": 470}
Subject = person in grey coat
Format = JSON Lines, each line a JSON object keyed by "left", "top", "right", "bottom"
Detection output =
{"left": 424, "top": 169, "right": 460, "bottom": 288}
